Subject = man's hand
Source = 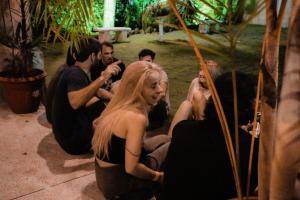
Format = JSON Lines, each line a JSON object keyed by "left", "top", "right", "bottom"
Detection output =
{"left": 101, "top": 60, "right": 121, "bottom": 80}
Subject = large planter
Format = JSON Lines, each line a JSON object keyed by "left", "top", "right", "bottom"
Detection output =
{"left": 0, "top": 69, "right": 46, "bottom": 114}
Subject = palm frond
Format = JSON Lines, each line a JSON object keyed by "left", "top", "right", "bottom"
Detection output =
{"left": 190, "top": 29, "right": 227, "bottom": 49}
{"left": 34, "top": 0, "right": 95, "bottom": 49}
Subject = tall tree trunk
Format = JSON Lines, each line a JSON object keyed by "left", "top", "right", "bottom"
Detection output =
{"left": 270, "top": 0, "right": 300, "bottom": 199}
{"left": 258, "top": 0, "right": 286, "bottom": 199}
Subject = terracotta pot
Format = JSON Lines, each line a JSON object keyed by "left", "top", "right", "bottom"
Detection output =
{"left": 0, "top": 69, "right": 46, "bottom": 114}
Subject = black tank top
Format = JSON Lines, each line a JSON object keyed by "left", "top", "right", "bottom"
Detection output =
{"left": 97, "top": 134, "right": 147, "bottom": 164}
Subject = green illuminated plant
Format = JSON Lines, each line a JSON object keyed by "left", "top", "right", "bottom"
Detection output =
{"left": 33, "top": 0, "right": 96, "bottom": 46}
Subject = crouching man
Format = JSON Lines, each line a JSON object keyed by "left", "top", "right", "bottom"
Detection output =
{"left": 51, "top": 38, "right": 120, "bottom": 155}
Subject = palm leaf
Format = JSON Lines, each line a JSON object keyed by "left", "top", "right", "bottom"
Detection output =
{"left": 190, "top": 29, "right": 227, "bottom": 49}
{"left": 163, "top": 38, "right": 229, "bottom": 58}
{"left": 233, "top": 0, "right": 265, "bottom": 42}
{"left": 34, "top": 0, "right": 95, "bottom": 50}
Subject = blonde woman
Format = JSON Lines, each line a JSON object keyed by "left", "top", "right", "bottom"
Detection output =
{"left": 92, "top": 61, "right": 171, "bottom": 199}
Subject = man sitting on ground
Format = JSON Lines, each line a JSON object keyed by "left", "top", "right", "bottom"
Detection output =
{"left": 90, "top": 41, "right": 126, "bottom": 101}
{"left": 51, "top": 39, "right": 120, "bottom": 155}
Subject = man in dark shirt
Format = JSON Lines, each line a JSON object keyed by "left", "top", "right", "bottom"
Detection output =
{"left": 90, "top": 41, "right": 125, "bottom": 101}
{"left": 51, "top": 39, "right": 120, "bottom": 155}
{"left": 161, "top": 72, "right": 259, "bottom": 200}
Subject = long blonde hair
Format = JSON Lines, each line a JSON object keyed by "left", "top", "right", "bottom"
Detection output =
{"left": 92, "top": 61, "right": 162, "bottom": 157}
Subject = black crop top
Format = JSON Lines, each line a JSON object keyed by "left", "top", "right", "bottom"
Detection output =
{"left": 97, "top": 134, "right": 147, "bottom": 164}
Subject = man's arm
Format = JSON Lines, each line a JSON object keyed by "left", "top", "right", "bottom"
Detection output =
{"left": 68, "top": 64, "right": 120, "bottom": 109}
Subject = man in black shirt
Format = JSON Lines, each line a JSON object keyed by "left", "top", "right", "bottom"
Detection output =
{"left": 51, "top": 39, "right": 120, "bottom": 155}
{"left": 90, "top": 41, "right": 125, "bottom": 101}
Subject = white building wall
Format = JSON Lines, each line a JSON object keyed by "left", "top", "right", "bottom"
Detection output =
{"left": 249, "top": 0, "right": 292, "bottom": 28}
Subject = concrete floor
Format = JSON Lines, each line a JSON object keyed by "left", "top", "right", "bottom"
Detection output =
{"left": 0, "top": 103, "right": 106, "bottom": 200}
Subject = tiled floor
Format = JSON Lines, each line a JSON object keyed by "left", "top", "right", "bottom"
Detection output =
{"left": 0, "top": 103, "right": 106, "bottom": 200}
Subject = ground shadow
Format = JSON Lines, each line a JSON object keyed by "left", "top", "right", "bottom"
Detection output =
{"left": 37, "top": 111, "right": 51, "bottom": 128}
{"left": 81, "top": 181, "right": 106, "bottom": 200}
{"left": 37, "top": 133, "right": 94, "bottom": 174}
{"left": 0, "top": 103, "right": 12, "bottom": 119}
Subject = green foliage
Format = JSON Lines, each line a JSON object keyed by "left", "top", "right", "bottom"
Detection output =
{"left": 161, "top": 0, "right": 265, "bottom": 63}
{"left": 92, "top": 0, "right": 104, "bottom": 27}
{"left": 33, "top": 0, "right": 97, "bottom": 48}
{"left": 174, "top": 0, "right": 242, "bottom": 26}
{"left": 47, "top": 0, "right": 103, "bottom": 36}
{"left": 245, "top": 0, "right": 258, "bottom": 14}
{"left": 142, "top": 1, "right": 163, "bottom": 30}
{"left": 115, "top": 0, "right": 159, "bottom": 28}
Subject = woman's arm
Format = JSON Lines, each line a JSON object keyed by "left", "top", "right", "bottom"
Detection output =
{"left": 124, "top": 112, "right": 163, "bottom": 182}
{"left": 187, "top": 78, "right": 200, "bottom": 101}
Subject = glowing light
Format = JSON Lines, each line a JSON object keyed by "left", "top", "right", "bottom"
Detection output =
{"left": 103, "top": 0, "right": 116, "bottom": 27}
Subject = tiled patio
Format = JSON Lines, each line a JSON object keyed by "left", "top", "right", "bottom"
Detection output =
{"left": 0, "top": 103, "right": 106, "bottom": 200}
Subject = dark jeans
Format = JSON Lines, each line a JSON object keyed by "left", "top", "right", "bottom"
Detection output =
{"left": 95, "top": 134, "right": 171, "bottom": 199}
{"left": 56, "top": 99, "right": 106, "bottom": 155}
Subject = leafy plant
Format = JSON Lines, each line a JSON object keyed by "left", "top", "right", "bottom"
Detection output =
{"left": 0, "top": 0, "right": 41, "bottom": 77}
{"left": 33, "top": 0, "right": 95, "bottom": 47}
{"left": 46, "top": 0, "right": 103, "bottom": 36}
{"left": 142, "top": 1, "right": 170, "bottom": 30}
{"left": 115, "top": 0, "right": 158, "bottom": 29}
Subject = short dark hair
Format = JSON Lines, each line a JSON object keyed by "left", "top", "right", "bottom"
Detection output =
{"left": 71, "top": 38, "right": 101, "bottom": 62}
{"left": 205, "top": 71, "right": 256, "bottom": 126}
{"left": 138, "top": 49, "right": 156, "bottom": 60}
{"left": 101, "top": 41, "right": 114, "bottom": 51}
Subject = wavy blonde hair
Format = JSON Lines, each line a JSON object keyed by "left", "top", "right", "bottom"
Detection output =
{"left": 92, "top": 61, "right": 162, "bottom": 157}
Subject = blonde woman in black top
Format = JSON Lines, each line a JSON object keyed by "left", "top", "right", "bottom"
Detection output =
{"left": 92, "top": 61, "right": 171, "bottom": 199}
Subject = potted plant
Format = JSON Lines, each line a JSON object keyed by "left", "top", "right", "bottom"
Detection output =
{"left": 0, "top": 0, "right": 46, "bottom": 114}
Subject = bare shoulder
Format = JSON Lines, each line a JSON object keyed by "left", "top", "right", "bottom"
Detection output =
{"left": 124, "top": 110, "right": 147, "bottom": 125}
{"left": 124, "top": 110, "right": 148, "bottom": 137}
{"left": 191, "top": 77, "right": 199, "bottom": 84}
